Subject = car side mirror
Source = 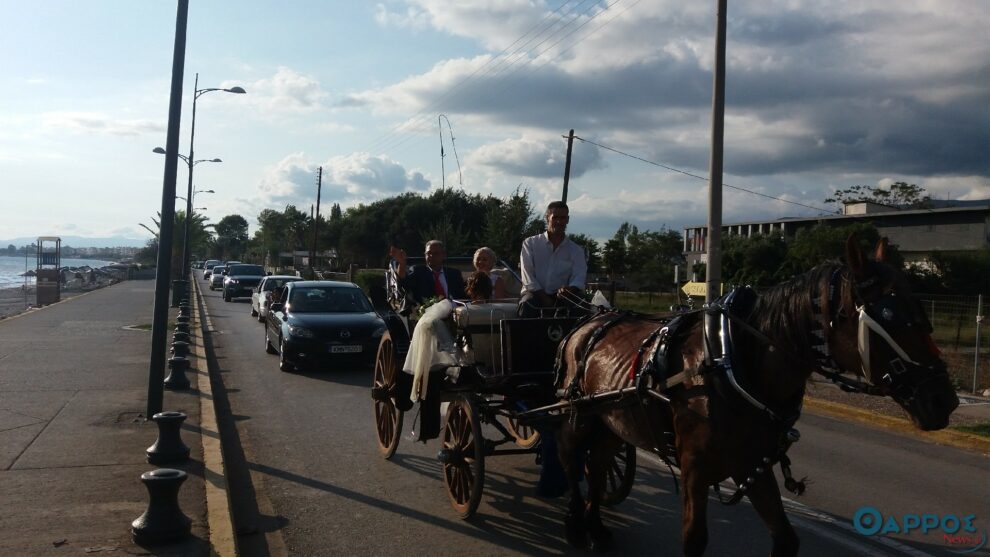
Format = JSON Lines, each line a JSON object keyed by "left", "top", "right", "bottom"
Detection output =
{"left": 267, "top": 271, "right": 272, "bottom": 275}
{"left": 270, "top": 302, "right": 284, "bottom": 313}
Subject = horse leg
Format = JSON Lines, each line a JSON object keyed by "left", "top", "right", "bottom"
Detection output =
{"left": 679, "top": 454, "right": 710, "bottom": 557}
{"left": 584, "top": 426, "right": 623, "bottom": 551}
{"left": 745, "top": 475, "right": 799, "bottom": 557}
{"left": 559, "top": 416, "right": 588, "bottom": 548}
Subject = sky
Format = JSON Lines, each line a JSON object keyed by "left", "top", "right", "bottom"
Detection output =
{"left": 1, "top": 0, "right": 988, "bottom": 248}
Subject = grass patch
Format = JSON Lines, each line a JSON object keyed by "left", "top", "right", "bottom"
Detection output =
{"left": 952, "top": 422, "right": 990, "bottom": 437}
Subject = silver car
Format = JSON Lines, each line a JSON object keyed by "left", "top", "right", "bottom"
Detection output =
{"left": 209, "top": 265, "right": 227, "bottom": 290}
{"left": 252, "top": 275, "right": 302, "bottom": 322}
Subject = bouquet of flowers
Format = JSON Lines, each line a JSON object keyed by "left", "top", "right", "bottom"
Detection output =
{"left": 415, "top": 296, "right": 442, "bottom": 319}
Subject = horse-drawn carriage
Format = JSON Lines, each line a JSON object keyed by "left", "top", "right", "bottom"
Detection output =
{"left": 370, "top": 239, "right": 960, "bottom": 554}
{"left": 370, "top": 256, "right": 636, "bottom": 518}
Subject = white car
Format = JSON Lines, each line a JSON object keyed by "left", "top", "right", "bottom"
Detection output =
{"left": 209, "top": 265, "right": 227, "bottom": 290}
{"left": 202, "top": 260, "right": 221, "bottom": 280}
{"left": 252, "top": 275, "right": 302, "bottom": 321}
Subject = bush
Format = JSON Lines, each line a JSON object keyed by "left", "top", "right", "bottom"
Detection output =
{"left": 352, "top": 270, "right": 385, "bottom": 297}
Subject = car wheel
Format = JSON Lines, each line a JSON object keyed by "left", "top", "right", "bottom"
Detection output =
{"left": 250, "top": 305, "right": 258, "bottom": 317}
{"left": 265, "top": 328, "right": 277, "bottom": 354}
{"left": 278, "top": 337, "right": 293, "bottom": 372}
{"left": 257, "top": 311, "right": 265, "bottom": 323}
{"left": 223, "top": 292, "right": 231, "bottom": 302}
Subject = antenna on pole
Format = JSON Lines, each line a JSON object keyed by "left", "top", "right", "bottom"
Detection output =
{"left": 311, "top": 166, "right": 323, "bottom": 274}
{"left": 439, "top": 114, "right": 462, "bottom": 186}
{"left": 438, "top": 115, "right": 446, "bottom": 190}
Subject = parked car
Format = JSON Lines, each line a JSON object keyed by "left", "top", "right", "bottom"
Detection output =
{"left": 222, "top": 264, "right": 266, "bottom": 302}
{"left": 252, "top": 275, "right": 302, "bottom": 321}
{"left": 203, "top": 260, "right": 221, "bottom": 280}
{"left": 264, "top": 281, "right": 386, "bottom": 372}
{"left": 209, "top": 265, "right": 228, "bottom": 290}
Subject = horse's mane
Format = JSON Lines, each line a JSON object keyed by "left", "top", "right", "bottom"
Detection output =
{"left": 750, "top": 261, "right": 846, "bottom": 367}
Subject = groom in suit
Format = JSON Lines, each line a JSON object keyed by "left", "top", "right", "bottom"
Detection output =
{"left": 390, "top": 240, "right": 467, "bottom": 303}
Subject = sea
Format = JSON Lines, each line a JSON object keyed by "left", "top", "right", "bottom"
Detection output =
{"left": 0, "top": 255, "right": 117, "bottom": 290}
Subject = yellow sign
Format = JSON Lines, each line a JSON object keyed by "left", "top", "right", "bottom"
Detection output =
{"left": 681, "top": 281, "right": 722, "bottom": 297}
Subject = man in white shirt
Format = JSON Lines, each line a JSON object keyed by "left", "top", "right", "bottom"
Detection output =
{"left": 518, "top": 201, "right": 588, "bottom": 317}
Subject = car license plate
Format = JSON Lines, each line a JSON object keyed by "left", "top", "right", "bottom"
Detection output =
{"left": 331, "top": 345, "right": 362, "bottom": 354}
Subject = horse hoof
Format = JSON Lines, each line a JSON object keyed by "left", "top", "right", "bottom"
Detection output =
{"left": 565, "top": 514, "right": 588, "bottom": 549}
{"left": 590, "top": 525, "right": 613, "bottom": 552}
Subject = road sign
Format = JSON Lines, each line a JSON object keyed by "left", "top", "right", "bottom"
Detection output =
{"left": 681, "top": 281, "right": 707, "bottom": 297}
{"left": 681, "top": 281, "right": 723, "bottom": 297}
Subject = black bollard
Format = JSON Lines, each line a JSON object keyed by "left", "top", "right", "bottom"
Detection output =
{"left": 146, "top": 411, "right": 190, "bottom": 463}
{"left": 174, "top": 321, "right": 190, "bottom": 334}
{"left": 172, "top": 331, "right": 191, "bottom": 344}
{"left": 175, "top": 314, "right": 190, "bottom": 324}
{"left": 170, "top": 340, "right": 190, "bottom": 358}
{"left": 131, "top": 468, "right": 192, "bottom": 545}
{"left": 178, "top": 304, "right": 191, "bottom": 318}
{"left": 164, "top": 357, "right": 191, "bottom": 390}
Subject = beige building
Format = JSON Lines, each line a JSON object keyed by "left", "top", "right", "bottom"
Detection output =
{"left": 683, "top": 200, "right": 990, "bottom": 268}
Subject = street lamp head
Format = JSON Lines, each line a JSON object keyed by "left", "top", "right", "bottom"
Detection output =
{"left": 152, "top": 147, "right": 166, "bottom": 155}
{"left": 209, "top": 158, "right": 222, "bottom": 163}
{"left": 225, "top": 86, "right": 247, "bottom": 94}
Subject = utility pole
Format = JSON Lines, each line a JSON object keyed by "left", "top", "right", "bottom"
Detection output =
{"left": 704, "top": 0, "right": 727, "bottom": 364}
{"left": 147, "top": 0, "right": 188, "bottom": 418}
{"left": 310, "top": 166, "right": 323, "bottom": 275}
{"left": 438, "top": 115, "right": 446, "bottom": 190}
{"left": 562, "top": 129, "right": 574, "bottom": 202}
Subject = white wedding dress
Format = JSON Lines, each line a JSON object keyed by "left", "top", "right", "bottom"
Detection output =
{"left": 402, "top": 299, "right": 459, "bottom": 402}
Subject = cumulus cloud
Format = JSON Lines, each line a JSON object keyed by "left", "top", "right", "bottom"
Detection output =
{"left": 42, "top": 111, "right": 164, "bottom": 136}
{"left": 235, "top": 67, "right": 328, "bottom": 115}
{"left": 352, "top": 0, "right": 989, "bottom": 184}
{"left": 257, "top": 152, "right": 431, "bottom": 207}
{"left": 470, "top": 135, "right": 604, "bottom": 179}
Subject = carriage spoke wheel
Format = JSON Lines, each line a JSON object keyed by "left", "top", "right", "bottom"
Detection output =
{"left": 505, "top": 415, "right": 540, "bottom": 449}
{"left": 372, "top": 331, "right": 403, "bottom": 459}
{"left": 586, "top": 442, "right": 637, "bottom": 507}
{"left": 441, "top": 397, "right": 485, "bottom": 519}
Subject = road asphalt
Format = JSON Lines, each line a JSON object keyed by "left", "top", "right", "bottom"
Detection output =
{"left": 0, "top": 276, "right": 986, "bottom": 556}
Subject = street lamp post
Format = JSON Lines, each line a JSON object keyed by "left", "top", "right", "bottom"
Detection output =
{"left": 154, "top": 147, "right": 223, "bottom": 306}
{"left": 165, "top": 72, "right": 244, "bottom": 305}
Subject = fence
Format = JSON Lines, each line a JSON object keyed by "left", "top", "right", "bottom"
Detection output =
{"left": 916, "top": 293, "right": 988, "bottom": 393}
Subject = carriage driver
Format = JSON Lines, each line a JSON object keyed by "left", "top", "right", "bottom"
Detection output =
{"left": 518, "top": 201, "right": 588, "bottom": 318}
{"left": 519, "top": 200, "right": 588, "bottom": 497}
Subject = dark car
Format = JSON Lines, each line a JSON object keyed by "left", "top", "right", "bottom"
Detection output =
{"left": 264, "top": 281, "right": 386, "bottom": 372}
{"left": 222, "top": 264, "right": 265, "bottom": 301}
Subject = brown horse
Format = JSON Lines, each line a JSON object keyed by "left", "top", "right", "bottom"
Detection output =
{"left": 555, "top": 237, "right": 959, "bottom": 555}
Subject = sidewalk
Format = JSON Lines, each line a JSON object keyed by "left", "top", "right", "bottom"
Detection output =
{"left": 0, "top": 279, "right": 226, "bottom": 555}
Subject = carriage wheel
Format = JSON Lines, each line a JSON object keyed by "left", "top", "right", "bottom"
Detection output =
{"left": 595, "top": 443, "right": 637, "bottom": 507}
{"left": 372, "top": 331, "right": 403, "bottom": 459}
{"left": 505, "top": 415, "right": 541, "bottom": 449}
{"left": 441, "top": 397, "right": 485, "bottom": 519}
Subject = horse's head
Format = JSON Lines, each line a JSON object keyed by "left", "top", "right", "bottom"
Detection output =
{"left": 829, "top": 236, "right": 959, "bottom": 430}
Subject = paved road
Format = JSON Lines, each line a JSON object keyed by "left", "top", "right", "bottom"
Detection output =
{"left": 200, "top": 281, "right": 990, "bottom": 556}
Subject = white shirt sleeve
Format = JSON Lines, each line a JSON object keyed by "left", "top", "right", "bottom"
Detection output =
{"left": 520, "top": 236, "right": 542, "bottom": 293}
{"left": 569, "top": 242, "right": 588, "bottom": 289}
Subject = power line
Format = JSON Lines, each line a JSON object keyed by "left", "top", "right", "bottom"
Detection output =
{"left": 572, "top": 135, "right": 838, "bottom": 215}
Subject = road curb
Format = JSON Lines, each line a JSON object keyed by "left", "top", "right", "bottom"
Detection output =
{"left": 192, "top": 278, "right": 239, "bottom": 557}
{"left": 804, "top": 396, "right": 990, "bottom": 455}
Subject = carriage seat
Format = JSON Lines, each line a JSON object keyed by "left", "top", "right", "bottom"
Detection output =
{"left": 454, "top": 302, "right": 517, "bottom": 375}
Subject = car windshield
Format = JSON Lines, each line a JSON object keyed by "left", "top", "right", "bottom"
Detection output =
{"left": 288, "top": 286, "right": 373, "bottom": 313}
{"left": 263, "top": 278, "right": 299, "bottom": 291}
{"left": 228, "top": 265, "right": 264, "bottom": 276}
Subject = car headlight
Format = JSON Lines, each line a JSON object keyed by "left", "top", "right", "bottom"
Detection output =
{"left": 372, "top": 325, "right": 387, "bottom": 338}
{"left": 288, "top": 325, "right": 315, "bottom": 338}
{"left": 228, "top": 279, "right": 239, "bottom": 284}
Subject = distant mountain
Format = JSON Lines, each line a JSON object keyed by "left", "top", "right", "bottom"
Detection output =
{"left": 0, "top": 235, "right": 148, "bottom": 248}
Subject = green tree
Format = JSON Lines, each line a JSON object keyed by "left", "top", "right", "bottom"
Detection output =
{"left": 825, "top": 181, "right": 930, "bottom": 209}
{"left": 602, "top": 223, "right": 630, "bottom": 280}
{"left": 721, "top": 232, "right": 789, "bottom": 287}
{"left": 568, "top": 233, "right": 601, "bottom": 274}
{"left": 214, "top": 214, "right": 250, "bottom": 261}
